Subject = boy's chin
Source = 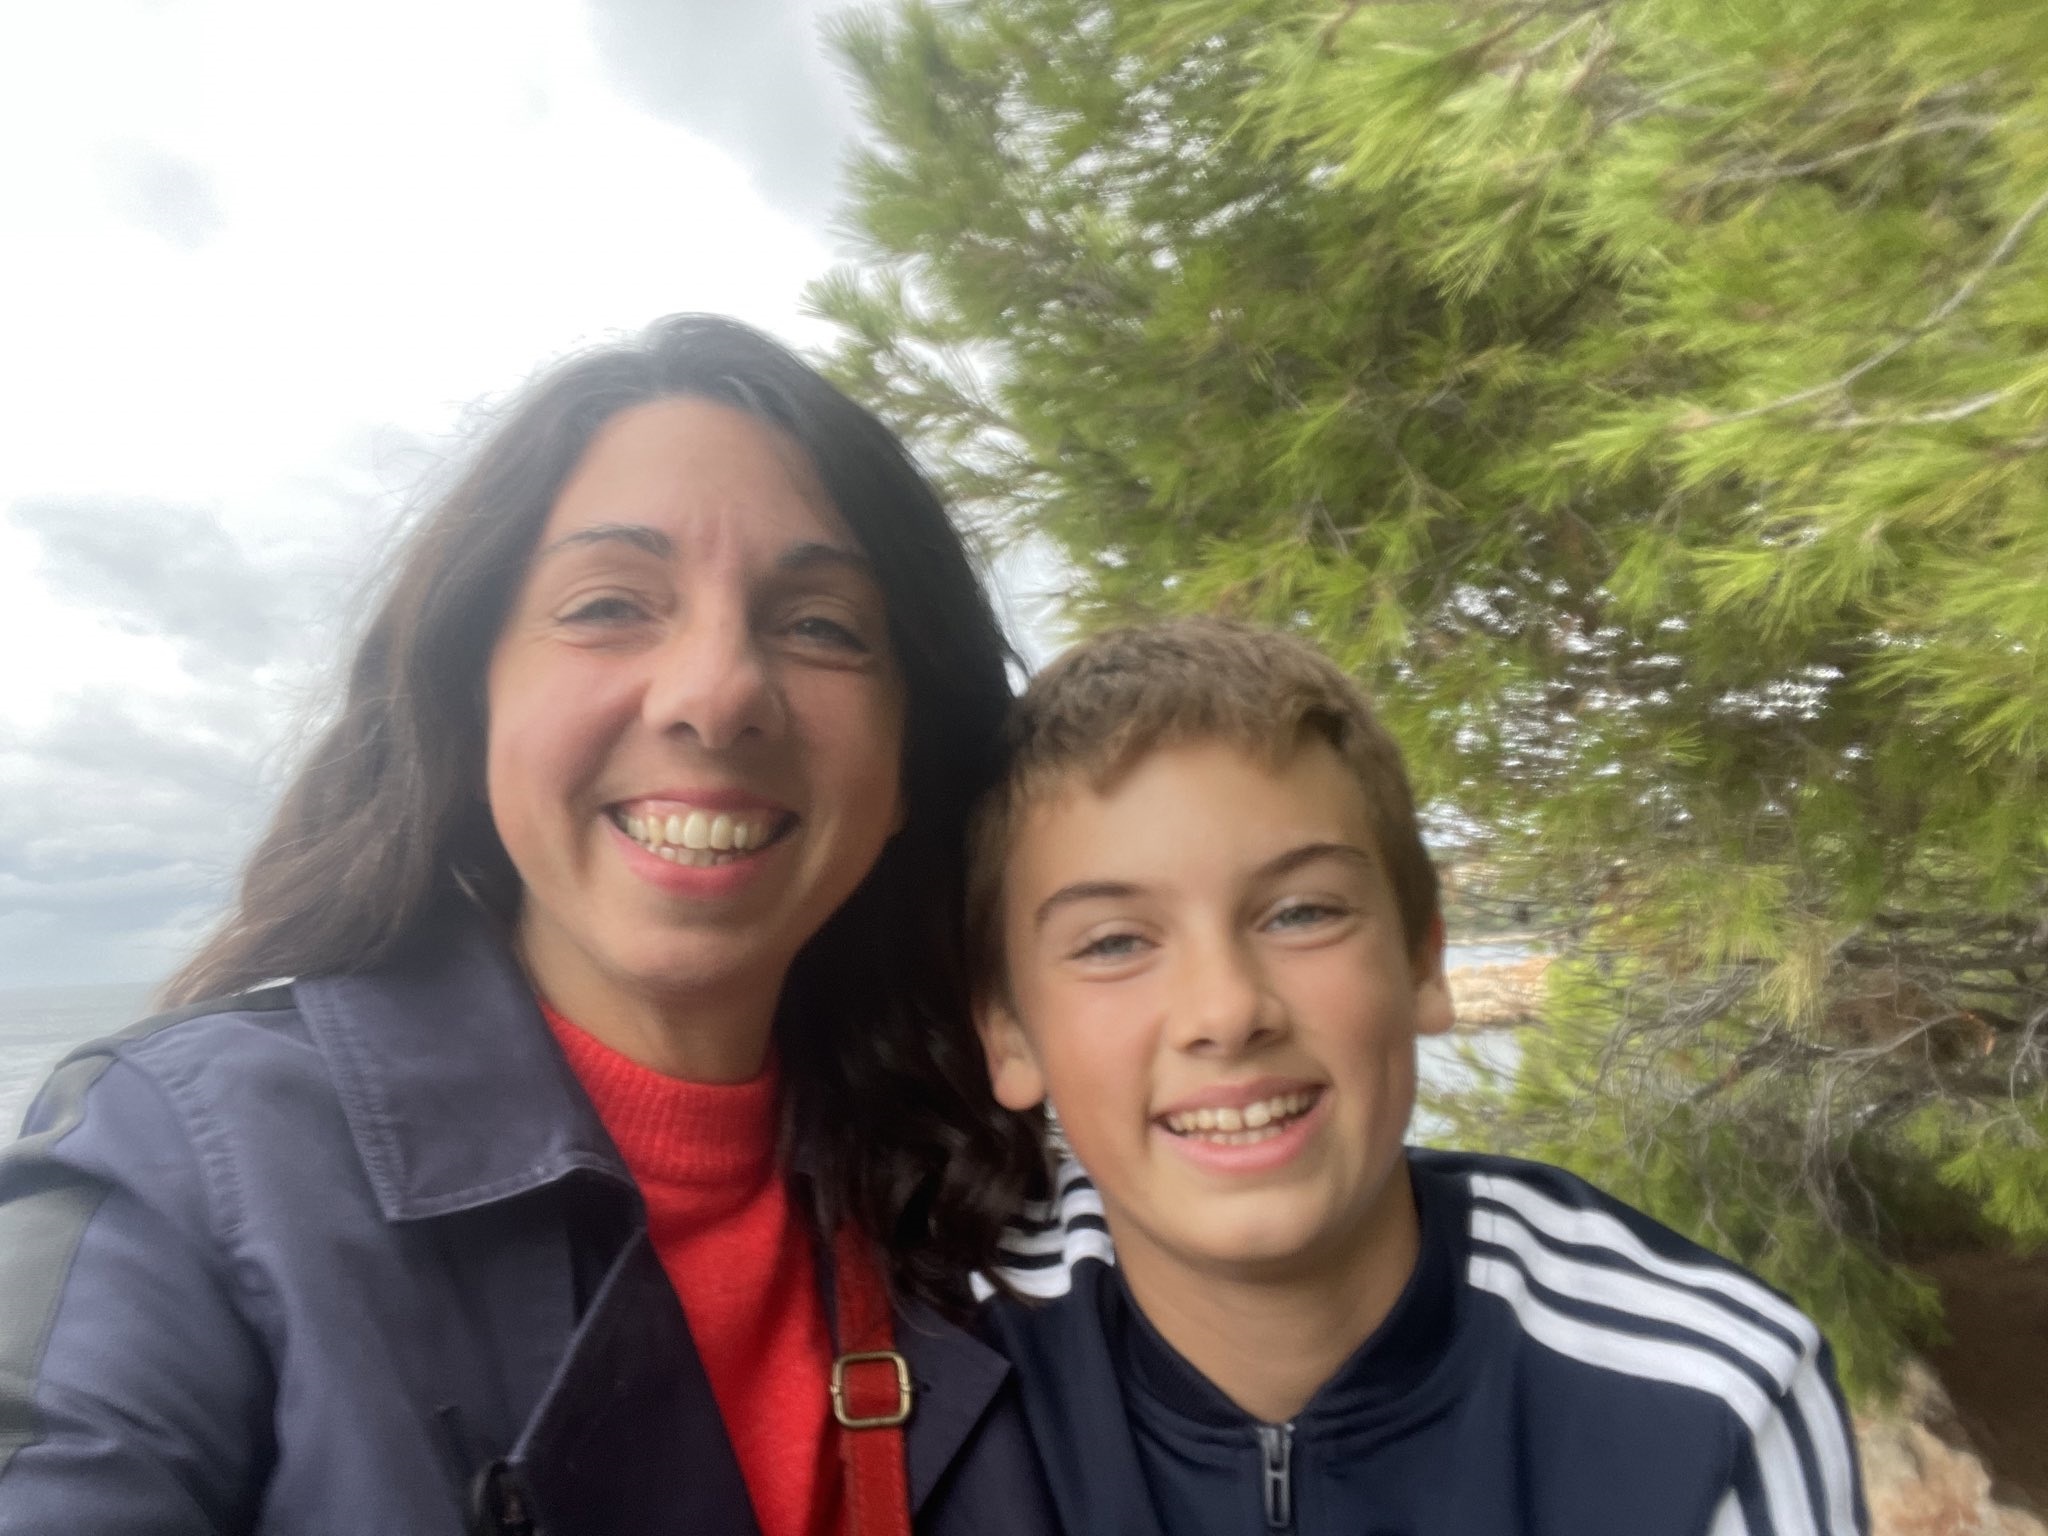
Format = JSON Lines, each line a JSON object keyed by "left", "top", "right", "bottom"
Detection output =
{"left": 1165, "top": 1204, "right": 1346, "bottom": 1279}
{"left": 1141, "top": 1169, "right": 1415, "bottom": 1285}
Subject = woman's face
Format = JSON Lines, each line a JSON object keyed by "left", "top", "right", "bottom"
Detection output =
{"left": 485, "top": 396, "right": 905, "bottom": 1033}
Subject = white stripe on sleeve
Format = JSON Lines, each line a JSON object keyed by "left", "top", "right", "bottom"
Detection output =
{"left": 1709, "top": 1489, "right": 1751, "bottom": 1536}
{"left": 1469, "top": 1252, "right": 1820, "bottom": 1536}
{"left": 1470, "top": 1172, "right": 1861, "bottom": 1535}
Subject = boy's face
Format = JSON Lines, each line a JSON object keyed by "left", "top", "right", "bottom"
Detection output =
{"left": 980, "top": 738, "right": 1453, "bottom": 1288}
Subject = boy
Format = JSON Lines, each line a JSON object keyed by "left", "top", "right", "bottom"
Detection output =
{"left": 968, "top": 618, "right": 1864, "bottom": 1536}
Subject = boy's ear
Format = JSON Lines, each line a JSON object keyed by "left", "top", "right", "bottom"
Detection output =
{"left": 1411, "top": 913, "right": 1456, "bottom": 1039}
{"left": 976, "top": 996, "right": 1049, "bottom": 1111}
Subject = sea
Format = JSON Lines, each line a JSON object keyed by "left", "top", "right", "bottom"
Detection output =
{"left": 1, "top": 982, "right": 160, "bottom": 1134}
{"left": 0, "top": 943, "right": 1529, "bottom": 1138}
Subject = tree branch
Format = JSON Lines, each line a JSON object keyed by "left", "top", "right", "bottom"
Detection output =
{"left": 1689, "top": 177, "right": 2048, "bottom": 429}
{"left": 1318, "top": 0, "right": 1367, "bottom": 53}
{"left": 1711, "top": 115, "right": 2002, "bottom": 185}
{"left": 1815, "top": 387, "right": 2015, "bottom": 431}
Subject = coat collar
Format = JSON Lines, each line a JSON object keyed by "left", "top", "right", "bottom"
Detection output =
{"left": 295, "top": 908, "right": 631, "bottom": 1222}
{"left": 300, "top": 908, "right": 1024, "bottom": 1526}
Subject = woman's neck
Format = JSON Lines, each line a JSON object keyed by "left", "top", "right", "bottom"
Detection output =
{"left": 1115, "top": 1162, "right": 1423, "bottom": 1424}
{"left": 513, "top": 915, "right": 778, "bottom": 1082}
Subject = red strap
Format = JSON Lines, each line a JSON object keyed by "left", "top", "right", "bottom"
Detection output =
{"left": 831, "top": 1222, "right": 912, "bottom": 1536}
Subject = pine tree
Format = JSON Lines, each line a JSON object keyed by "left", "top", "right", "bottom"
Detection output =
{"left": 811, "top": 0, "right": 2048, "bottom": 1396}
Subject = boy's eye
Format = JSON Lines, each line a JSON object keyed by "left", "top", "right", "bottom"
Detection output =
{"left": 1072, "top": 930, "right": 1149, "bottom": 963}
{"left": 1264, "top": 900, "right": 1348, "bottom": 932}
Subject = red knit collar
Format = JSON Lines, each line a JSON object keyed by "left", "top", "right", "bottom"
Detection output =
{"left": 539, "top": 997, "right": 780, "bottom": 1189}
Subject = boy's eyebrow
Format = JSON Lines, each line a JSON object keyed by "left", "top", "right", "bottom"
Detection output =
{"left": 1033, "top": 880, "right": 1143, "bottom": 932}
{"left": 1258, "top": 841, "right": 1377, "bottom": 881}
{"left": 1030, "top": 844, "right": 1374, "bottom": 931}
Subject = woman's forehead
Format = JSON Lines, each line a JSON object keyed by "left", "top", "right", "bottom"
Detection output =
{"left": 542, "top": 395, "right": 848, "bottom": 551}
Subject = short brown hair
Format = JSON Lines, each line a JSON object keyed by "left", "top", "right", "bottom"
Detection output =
{"left": 967, "top": 617, "right": 1440, "bottom": 1003}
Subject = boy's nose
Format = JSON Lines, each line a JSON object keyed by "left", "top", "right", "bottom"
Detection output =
{"left": 1167, "top": 935, "right": 1286, "bottom": 1056}
{"left": 641, "top": 605, "right": 783, "bottom": 750}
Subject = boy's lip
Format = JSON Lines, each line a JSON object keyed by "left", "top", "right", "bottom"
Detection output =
{"left": 1152, "top": 1076, "right": 1326, "bottom": 1119}
{"left": 1155, "top": 1088, "right": 1330, "bottom": 1176}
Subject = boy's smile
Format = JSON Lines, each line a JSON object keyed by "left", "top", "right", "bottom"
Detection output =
{"left": 981, "top": 737, "right": 1455, "bottom": 1295}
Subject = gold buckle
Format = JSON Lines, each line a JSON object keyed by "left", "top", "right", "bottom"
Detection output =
{"left": 830, "top": 1350, "right": 913, "bottom": 1429}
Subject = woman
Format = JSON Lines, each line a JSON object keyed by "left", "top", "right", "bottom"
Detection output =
{"left": 0, "top": 316, "right": 1054, "bottom": 1536}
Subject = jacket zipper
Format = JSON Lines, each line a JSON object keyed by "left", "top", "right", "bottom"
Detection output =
{"left": 1257, "top": 1422, "right": 1294, "bottom": 1531}
{"left": 469, "top": 1460, "right": 537, "bottom": 1536}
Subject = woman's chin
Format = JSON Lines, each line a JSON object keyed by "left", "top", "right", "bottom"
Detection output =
{"left": 518, "top": 905, "right": 785, "bottom": 1014}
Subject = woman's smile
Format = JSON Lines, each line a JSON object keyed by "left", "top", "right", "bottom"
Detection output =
{"left": 604, "top": 793, "right": 800, "bottom": 901}
{"left": 608, "top": 788, "right": 799, "bottom": 872}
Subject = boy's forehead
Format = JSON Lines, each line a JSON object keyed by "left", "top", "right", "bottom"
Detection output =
{"left": 1001, "top": 736, "right": 1382, "bottom": 894}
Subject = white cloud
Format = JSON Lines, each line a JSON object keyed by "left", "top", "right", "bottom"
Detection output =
{"left": 0, "top": 0, "right": 851, "bottom": 986}
{"left": 0, "top": 0, "right": 834, "bottom": 519}
{"left": 0, "top": 0, "right": 1062, "bottom": 990}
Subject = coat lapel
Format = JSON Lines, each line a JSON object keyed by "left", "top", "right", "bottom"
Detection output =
{"left": 509, "top": 1248, "right": 1015, "bottom": 1532}
{"left": 895, "top": 1299, "right": 1013, "bottom": 1515}
{"left": 511, "top": 1231, "right": 759, "bottom": 1536}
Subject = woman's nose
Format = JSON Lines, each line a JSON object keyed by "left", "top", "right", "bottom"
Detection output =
{"left": 640, "top": 604, "right": 783, "bottom": 751}
{"left": 1167, "top": 932, "right": 1285, "bottom": 1057}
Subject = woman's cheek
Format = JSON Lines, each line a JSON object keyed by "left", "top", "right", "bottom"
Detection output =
{"left": 485, "top": 648, "right": 629, "bottom": 850}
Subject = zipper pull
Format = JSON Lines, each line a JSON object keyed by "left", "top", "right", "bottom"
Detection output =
{"left": 468, "top": 1460, "right": 538, "bottom": 1536}
{"left": 1257, "top": 1423, "right": 1294, "bottom": 1531}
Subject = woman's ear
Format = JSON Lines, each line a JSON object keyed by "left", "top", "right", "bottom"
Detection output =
{"left": 976, "top": 998, "right": 1048, "bottom": 1111}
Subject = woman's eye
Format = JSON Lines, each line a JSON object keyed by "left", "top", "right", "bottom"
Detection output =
{"left": 559, "top": 595, "right": 648, "bottom": 626}
{"left": 787, "top": 613, "right": 871, "bottom": 652}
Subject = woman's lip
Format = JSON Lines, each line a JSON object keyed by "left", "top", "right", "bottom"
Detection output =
{"left": 610, "top": 788, "right": 793, "bottom": 815}
{"left": 607, "top": 816, "right": 787, "bottom": 897}
{"left": 1152, "top": 1077, "right": 1326, "bottom": 1119}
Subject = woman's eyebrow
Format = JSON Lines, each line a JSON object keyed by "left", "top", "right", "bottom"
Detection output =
{"left": 535, "top": 523, "right": 673, "bottom": 561}
{"left": 775, "top": 540, "right": 874, "bottom": 578}
{"left": 531, "top": 529, "right": 872, "bottom": 576}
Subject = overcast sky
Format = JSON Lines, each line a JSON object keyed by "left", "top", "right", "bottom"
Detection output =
{"left": 0, "top": 0, "right": 1059, "bottom": 990}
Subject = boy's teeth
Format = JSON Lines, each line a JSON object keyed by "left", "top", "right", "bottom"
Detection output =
{"left": 1164, "top": 1091, "right": 1316, "bottom": 1141}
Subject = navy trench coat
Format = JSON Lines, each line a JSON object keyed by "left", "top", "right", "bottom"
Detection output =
{"left": 0, "top": 914, "right": 1056, "bottom": 1536}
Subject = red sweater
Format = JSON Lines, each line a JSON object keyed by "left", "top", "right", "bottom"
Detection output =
{"left": 542, "top": 1002, "right": 840, "bottom": 1536}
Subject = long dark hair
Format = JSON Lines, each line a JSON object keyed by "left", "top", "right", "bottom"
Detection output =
{"left": 167, "top": 314, "right": 1043, "bottom": 1303}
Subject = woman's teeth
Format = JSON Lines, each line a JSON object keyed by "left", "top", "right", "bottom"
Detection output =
{"left": 1162, "top": 1091, "right": 1317, "bottom": 1145}
{"left": 615, "top": 808, "right": 779, "bottom": 867}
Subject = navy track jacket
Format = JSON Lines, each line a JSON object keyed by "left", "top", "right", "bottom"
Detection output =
{"left": 0, "top": 912, "right": 1057, "bottom": 1536}
{"left": 981, "top": 1148, "right": 1866, "bottom": 1536}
